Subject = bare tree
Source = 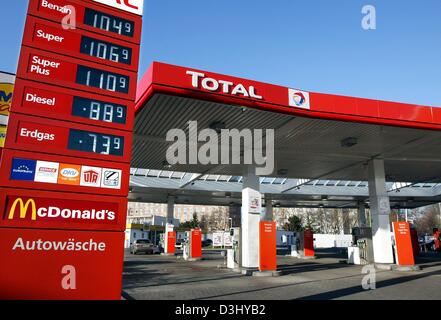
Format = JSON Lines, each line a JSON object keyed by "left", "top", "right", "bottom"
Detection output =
{"left": 414, "top": 207, "right": 439, "bottom": 235}
{"left": 274, "top": 207, "right": 358, "bottom": 234}
{"left": 205, "top": 207, "right": 229, "bottom": 232}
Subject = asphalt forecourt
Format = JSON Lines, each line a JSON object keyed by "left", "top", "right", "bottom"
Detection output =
{"left": 122, "top": 249, "right": 441, "bottom": 301}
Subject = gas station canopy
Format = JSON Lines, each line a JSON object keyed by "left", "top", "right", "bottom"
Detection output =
{"left": 128, "top": 169, "right": 441, "bottom": 209}
{"left": 132, "top": 62, "right": 441, "bottom": 207}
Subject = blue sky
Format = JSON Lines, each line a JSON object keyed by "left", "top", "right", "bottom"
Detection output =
{"left": 1, "top": 0, "right": 441, "bottom": 106}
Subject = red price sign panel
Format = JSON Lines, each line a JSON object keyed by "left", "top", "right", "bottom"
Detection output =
{"left": 0, "top": 188, "right": 127, "bottom": 231}
{"left": 27, "top": 0, "right": 142, "bottom": 44}
{"left": 0, "top": 227, "right": 124, "bottom": 300}
{"left": 7, "top": 114, "right": 132, "bottom": 163}
{"left": 11, "top": 79, "right": 134, "bottom": 131}
{"left": 17, "top": 47, "right": 137, "bottom": 100}
{"left": 0, "top": 149, "right": 130, "bottom": 196}
{"left": 22, "top": 16, "right": 140, "bottom": 71}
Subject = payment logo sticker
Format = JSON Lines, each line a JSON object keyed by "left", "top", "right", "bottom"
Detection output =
{"left": 10, "top": 158, "right": 37, "bottom": 181}
{"left": 34, "top": 161, "right": 59, "bottom": 184}
{"left": 58, "top": 163, "right": 81, "bottom": 185}
{"left": 80, "top": 166, "right": 102, "bottom": 188}
{"left": 101, "top": 168, "right": 122, "bottom": 189}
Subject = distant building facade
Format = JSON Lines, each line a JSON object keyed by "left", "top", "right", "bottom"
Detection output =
{"left": 127, "top": 202, "right": 227, "bottom": 224}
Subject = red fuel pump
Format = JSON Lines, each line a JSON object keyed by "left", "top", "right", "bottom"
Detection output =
{"left": 190, "top": 228, "right": 202, "bottom": 259}
{"left": 303, "top": 229, "right": 315, "bottom": 257}
{"left": 434, "top": 228, "right": 441, "bottom": 252}
{"left": 183, "top": 228, "right": 202, "bottom": 261}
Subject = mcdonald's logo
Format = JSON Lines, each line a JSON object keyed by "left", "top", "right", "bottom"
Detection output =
{"left": 8, "top": 198, "right": 37, "bottom": 221}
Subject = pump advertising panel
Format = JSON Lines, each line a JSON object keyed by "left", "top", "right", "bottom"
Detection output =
{"left": 303, "top": 229, "right": 315, "bottom": 257}
{"left": 191, "top": 228, "right": 202, "bottom": 259}
{"left": 393, "top": 222, "right": 415, "bottom": 266}
{"left": 167, "top": 231, "right": 176, "bottom": 254}
{"left": 259, "top": 221, "right": 276, "bottom": 272}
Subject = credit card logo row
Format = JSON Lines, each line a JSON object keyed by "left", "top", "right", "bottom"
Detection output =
{"left": 10, "top": 158, "right": 122, "bottom": 189}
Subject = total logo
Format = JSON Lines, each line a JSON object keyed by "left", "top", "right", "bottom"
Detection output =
{"left": 186, "top": 71, "right": 263, "bottom": 100}
{"left": 92, "top": 0, "right": 144, "bottom": 15}
{"left": 288, "top": 89, "right": 310, "bottom": 110}
{"left": 6, "top": 197, "right": 117, "bottom": 223}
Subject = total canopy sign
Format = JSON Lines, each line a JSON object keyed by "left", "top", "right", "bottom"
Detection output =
{"left": 91, "top": 0, "right": 144, "bottom": 15}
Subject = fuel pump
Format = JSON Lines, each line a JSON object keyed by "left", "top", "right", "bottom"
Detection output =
{"left": 289, "top": 234, "right": 300, "bottom": 257}
{"left": 299, "top": 229, "right": 315, "bottom": 258}
{"left": 182, "top": 231, "right": 190, "bottom": 260}
{"left": 227, "top": 227, "right": 241, "bottom": 269}
{"left": 348, "top": 227, "right": 373, "bottom": 264}
{"left": 289, "top": 229, "right": 315, "bottom": 258}
{"left": 163, "top": 223, "right": 176, "bottom": 255}
{"left": 434, "top": 228, "right": 440, "bottom": 252}
{"left": 183, "top": 228, "right": 202, "bottom": 261}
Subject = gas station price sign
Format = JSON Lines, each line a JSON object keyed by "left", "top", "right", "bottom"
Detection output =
{"left": 76, "top": 65, "right": 129, "bottom": 93}
{"left": 22, "top": 16, "right": 139, "bottom": 71}
{"left": 11, "top": 80, "right": 133, "bottom": 130}
{"left": 72, "top": 96, "right": 127, "bottom": 123}
{"left": 0, "top": 0, "right": 143, "bottom": 300}
{"left": 83, "top": 7, "right": 135, "bottom": 37}
{"left": 6, "top": 115, "right": 132, "bottom": 163}
{"left": 17, "top": 47, "right": 137, "bottom": 100}
{"left": 68, "top": 128, "right": 124, "bottom": 156}
{"left": 28, "top": 0, "right": 142, "bottom": 44}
